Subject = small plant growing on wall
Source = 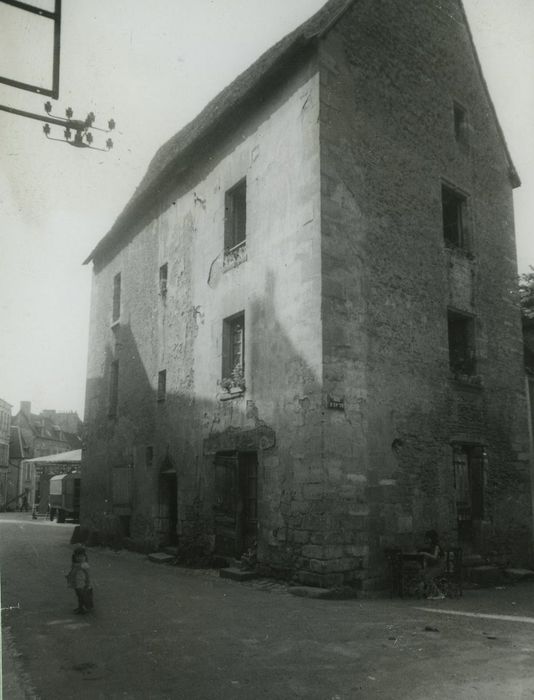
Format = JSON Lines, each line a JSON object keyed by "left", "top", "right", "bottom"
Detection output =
{"left": 220, "top": 363, "right": 246, "bottom": 393}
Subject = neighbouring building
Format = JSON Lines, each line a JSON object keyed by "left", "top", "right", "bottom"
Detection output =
{"left": 82, "top": 0, "right": 532, "bottom": 589}
{"left": 22, "top": 449, "right": 82, "bottom": 517}
{"left": 0, "top": 399, "right": 12, "bottom": 510}
{"left": 11, "top": 402, "right": 83, "bottom": 511}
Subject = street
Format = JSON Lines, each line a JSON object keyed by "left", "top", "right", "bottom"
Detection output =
{"left": 2, "top": 512, "right": 534, "bottom": 700}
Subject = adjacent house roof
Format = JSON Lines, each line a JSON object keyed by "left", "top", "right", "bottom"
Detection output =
{"left": 84, "top": 0, "right": 519, "bottom": 266}
{"left": 11, "top": 407, "right": 83, "bottom": 456}
{"left": 25, "top": 449, "right": 81, "bottom": 464}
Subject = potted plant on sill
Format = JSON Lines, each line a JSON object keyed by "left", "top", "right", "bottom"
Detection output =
{"left": 220, "top": 363, "right": 246, "bottom": 395}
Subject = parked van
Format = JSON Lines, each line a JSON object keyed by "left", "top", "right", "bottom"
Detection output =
{"left": 49, "top": 471, "right": 81, "bottom": 523}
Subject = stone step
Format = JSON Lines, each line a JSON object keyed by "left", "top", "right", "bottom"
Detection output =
{"left": 219, "top": 567, "right": 258, "bottom": 582}
{"left": 504, "top": 568, "right": 534, "bottom": 582}
{"left": 289, "top": 586, "right": 358, "bottom": 600}
{"left": 462, "top": 554, "right": 485, "bottom": 568}
{"left": 464, "top": 565, "right": 504, "bottom": 587}
{"left": 147, "top": 552, "right": 175, "bottom": 564}
{"left": 162, "top": 546, "right": 178, "bottom": 557}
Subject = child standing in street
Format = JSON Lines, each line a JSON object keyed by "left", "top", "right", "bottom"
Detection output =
{"left": 66, "top": 546, "right": 93, "bottom": 614}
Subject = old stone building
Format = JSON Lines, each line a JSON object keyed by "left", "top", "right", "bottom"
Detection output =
{"left": 82, "top": 0, "right": 532, "bottom": 589}
{"left": 0, "top": 399, "right": 13, "bottom": 510}
{"left": 11, "top": 402, "right": 83, "bottom": 511}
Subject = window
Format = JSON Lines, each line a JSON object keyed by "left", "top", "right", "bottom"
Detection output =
{"left": 159, "top": 264, "right": 168, "bottom": 296}
{"left": 224, "top": 179, "right": 246, "bottom": 252}
{"left": 448, "top": 311, "right": 476, "bottom": 376}
{"left": 0, "top": 443, "right": 8, "bottom": 467}
{"left": 222, "top": 313, "right": 245, "bottom": 385}
{"left": 442, "top": 185, "right": 468, "bottom": 249}
{"left": 109, "top": 360, "right": 119, "bottom": 416}
{"left": 157, "top": 370, "right": 167, "bottom": 402}
{"left": 453, "top": 102, "right": 468, "bottom": 144}
{"left": 112, "top": 272, "right": 121, "bottom": 323}
{"left": 145, "top": 445, "right": 154, "bottom": 469}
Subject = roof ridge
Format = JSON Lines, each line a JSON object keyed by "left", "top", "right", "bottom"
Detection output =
{"left": 84, "top": 0, "right": 356, "bottom": 265}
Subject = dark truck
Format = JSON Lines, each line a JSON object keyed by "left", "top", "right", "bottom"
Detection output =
{"left": 49, "top": 471, "right": 81, "bottom": 523}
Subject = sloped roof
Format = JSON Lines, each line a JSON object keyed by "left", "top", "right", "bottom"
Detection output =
{"left": 84, "top": 0, "right": 519, "bottom": 266}
{"left": 12, "top": 409, "right": 82, "bottom": 446}
{"left": 457, "top": 3, "right": 520, "bottom": 189}
{"left": 62, "top": 432, "right": 83, "bottom": 450}
{"left": 25, "top": 449, "right": 81, "bottom": 464}
{"left": 83, "top": 0, "right": 355, "bottom": 265}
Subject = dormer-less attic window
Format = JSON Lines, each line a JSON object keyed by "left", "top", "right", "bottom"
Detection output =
{"left": 453, "top": 102, "right": 468, "bottom": 146}
{"left": 112, "top": 273, "right": 121, "bottom": 323}
{"left": 225, "top": 179, "right": 246, "bottom": 250}
{"left": 223, "top": 179, "right": 248, "bottom": 270}
{"left": 159, "top": 264, "right": 168, "bottom": 296}
{"left": 442, "top": 185, "right": 469, "bottom": 250}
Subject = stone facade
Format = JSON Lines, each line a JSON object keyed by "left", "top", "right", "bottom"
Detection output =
{"left": 82, "top": 0, "right": 532, "bottom": 588}
{"left": 0, "top": 399, "right": 13, "bottom": 510}
{"left": 10, "top": 402, "right": 83, "bottom": 512}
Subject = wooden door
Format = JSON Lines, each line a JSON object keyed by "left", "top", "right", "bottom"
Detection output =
{"left": 214, "top": 453, "right": 239, "bottom": 556}
{"left": 214, "top": 452, "right": 258, "bottom": 557}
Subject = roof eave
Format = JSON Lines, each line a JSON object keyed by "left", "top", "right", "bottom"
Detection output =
{"left": 83, "top": 0, "right": 358, "bottom": 267}
{"left": 83, "top": 37, "right": 317, "bottom": 266}
{"left": 459, "top": 1, "right": 520, "bottom": 190}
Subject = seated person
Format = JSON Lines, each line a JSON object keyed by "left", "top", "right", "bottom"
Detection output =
{"left": 418, "top": 529, "right": 446, "bottom": 599}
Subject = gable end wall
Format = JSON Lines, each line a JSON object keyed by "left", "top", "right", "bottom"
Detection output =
{"left": 317, "top": 0, "right": 531, "bottom": 586}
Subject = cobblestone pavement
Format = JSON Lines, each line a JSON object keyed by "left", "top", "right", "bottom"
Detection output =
{"left": 3, "top": 512, "right": 534, "bottom": 699}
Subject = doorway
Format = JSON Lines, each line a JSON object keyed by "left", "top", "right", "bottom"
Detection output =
{"left": 159, "top": 472, "right": 178, "bottom": 545}
{"left": 453, "top": 444, "right": 485, "bottom": 546}
{"left": 214, "top": 451, "right": 257, "bottom": 558}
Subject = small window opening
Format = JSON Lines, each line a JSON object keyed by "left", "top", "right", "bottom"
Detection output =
{"left": 222, "top": 313, "right": 245, "bottom": 389}
{"left": 109, "top": 360, "right": 119, "bottom": 417}
{"left": 442, "top": 185, "right": 468, "bottom": 249}
{"left": 112, "top": 273, "right": 121, "bottom": 323}
{"left": 453, "top": 103, "right": 468, "bottom": 144}
{"left": 157, "top": 370, "right": 167, "bottom": 402}
{"left": 224, "top": 179, "right": 246, "bottom": 253}
{"left": 159, "top": 264, "right": 168, "bottom": 296}
{"left": 145, "top": 445, "right": 154, "bottom": 469}
{"left": 448, "top": 311, "right": 476, "bottom": 376}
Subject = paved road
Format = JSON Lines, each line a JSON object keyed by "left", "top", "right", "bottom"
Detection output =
{"left": 2, "top": 512, "right": 534, "bottom": 699}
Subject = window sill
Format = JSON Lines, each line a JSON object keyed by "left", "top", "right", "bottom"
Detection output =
{"left": 449, "top": 374, "right": 483, "bottom": 390}
{"left": 444, "top": 244, "right": 475, "bottom": 261}
{"left": 218, "top": 388, "right": 245, "bottom": 401}
{"left": 223, "top": 242, "right": 247, "bottom": 271}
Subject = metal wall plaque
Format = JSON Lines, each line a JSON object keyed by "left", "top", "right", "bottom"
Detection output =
{"left": 327, "top": 396, "right": 344, "bottom": 410}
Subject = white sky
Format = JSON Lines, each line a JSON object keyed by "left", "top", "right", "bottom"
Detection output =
{"left": 0, "top": 0, "right": 533, "bottom": 418}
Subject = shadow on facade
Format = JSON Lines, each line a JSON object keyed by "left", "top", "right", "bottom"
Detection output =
{"left": 82, "top": 276, "right": 336, "bottom": 576}
{"left": 82, "top": 268, "right": 500, "bottom": 584}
